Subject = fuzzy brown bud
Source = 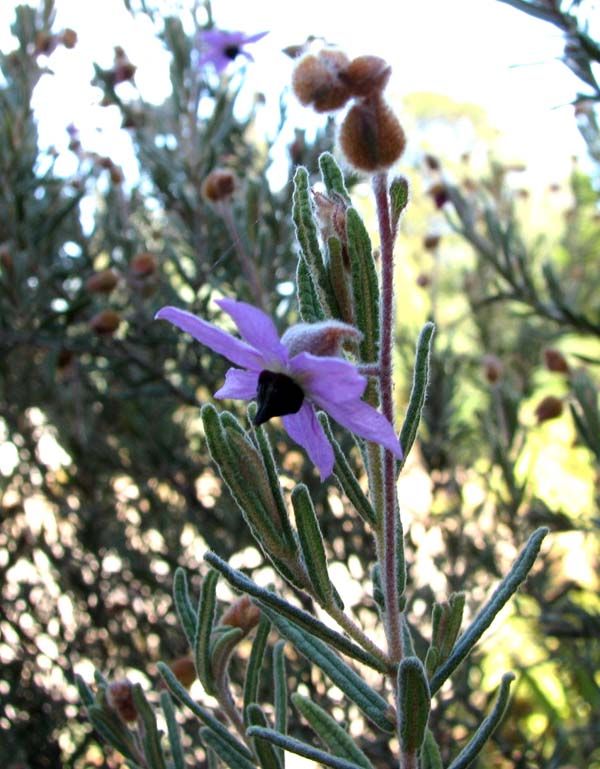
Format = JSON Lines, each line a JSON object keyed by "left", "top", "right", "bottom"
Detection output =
{"left": 543, "top": 348, "right": 569, "bottom": 374}
{"left": 535, "top": 395, "right": 563, "bottom": 423}
{"left": 340, "top": 94, "right": 406, "bottom": 173}
{"left": 130, "top": 252, "right": 158, "bottom": 277}
{"left": 219, "top": 595, "right": 261, "bottom": 634}
{"left": 90, "top": 309, "right": 121, "bottom": 335}
{"left": 416, "top": 273, "right": 431, "bottom": 288}
{"left": 312, "top": 191, "right": 347, "bottom": 243}
{"left": 34, "top": 32, "right": 58, "bottom": 56}
{"left": 423, "top": 234, "right": 441, "bottom": 251}
{"left": 428, "top": 183, "right": 450, "bottom": 209}
{"left": 201, "top": 168, "right": 237, "bottom": 203}
{"left": 106, "top": 680, "right": 137, "bottom": 722}
{"left": 85, "top": 269, "right": 119, "bottom": 294}
{"left": 482, "top": 354, "right": 503, "bottom": 384}
{"left": 61, "top": 29, "right": 77, "bottom": 49}
{"left": 167, "top": 657, "right": 196, "bottom": 689}
{"left": 281, "top": 320, "right": 361, "bottom": 358}
{"left": 340, "top": 55, "right": 391, "bottom": 98}
{"left": 292, "top": 49, "right": 351, "bottom": 113}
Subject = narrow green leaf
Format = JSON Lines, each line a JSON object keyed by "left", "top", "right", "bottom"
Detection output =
{"left": 195, "top": 569, "right": 219, "bottom": 696}
{"left": 88, "top": 705, "right": 141, "bottom": 764}
{"left": 398, "top": 322, "right": 435, "bottom": 470}
{"left": 132, "top": 684, "right": 167, "bottom": 769}
{"left": 430, "top": 528, "right": 548, "bottom": 694}
{"left": 421, "top": 729, "right": 444, "bottom": 769}
{"left": 346, "top": 207, "right": 379, "bottom": 362}
{"left": 292, "top": 484, "right": 334, "bottom": 605}
{"left": 200, "top": 727, "right": 257, "bottom": 769}
{"left": 296, "top": 257, "right": 325, "bottom": 322}
{"left": 397, "top": 657, "right": 431, "bottom": 753}
{"left": 447, "top": 673, "right": 515, "bottom": 769}
{"left": 319, "top": 151, "right": 351, "bottom": 202}
{"left": 292, "top": 693, "right": 373, "bottom": 769}
{"left": 75, "top": 674, "right": 94, "bottom": 707}
{"left": 210, "top": 627, "right": 245, "bottom": 682}
{"left": 244, "top": 614, "right": 271, "bottom": 722}
{"left": 247, "top": 704, "right": 283, "bottom": 769}
{"left": 318, "top": 413, "right": 377, "bottom": 526}
{"left": 292, "top": 165, "right": 337, "bottom": 315}
{"left": 205, "top": 551, "right": 388, "bottom": 673}
{"left": 173, "top": 567, "right": 196, "bottom": 648}
{"left": 273, "top": 641, "right": 288, "bottom": 744}
{"left": 426, "top": 592, "right": 465, "bottom": 677}
{"left": 247, "top": 727, "right": 366, "bottom": 769}
{"left": 160, "top": 692, "right": 185, "bottom": 769}
{"left": 261, "top": 608, "right": 395, "bottom": 733}
{"left": 401, "top": 615, "right": 416, "bottom": 658}
{"left": 157, "top": 661, "right": 254, "bottom": 763}
{"left": 390, "top": 176, "right": 409, "bottom": 233}
{"left": 328, "top": 236, "right": 354, "bottom": 324}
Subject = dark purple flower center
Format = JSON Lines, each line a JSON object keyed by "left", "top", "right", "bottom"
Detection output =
{"left": 223, "top": 45, "right": 240, "bottom": 60}
{"left": 253, "top": 370, "right": 304, "bottom": 426}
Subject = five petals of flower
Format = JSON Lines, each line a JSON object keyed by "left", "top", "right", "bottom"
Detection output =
{"left": 196, "top": 29, "right": 268, "bottom": 73}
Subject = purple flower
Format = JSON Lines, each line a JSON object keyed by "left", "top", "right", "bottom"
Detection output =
{"left": 155, "top": 300, "right": 402, "bottom": 479}
{"left": 197, "top": 28, "right": 268, "bottom": 73}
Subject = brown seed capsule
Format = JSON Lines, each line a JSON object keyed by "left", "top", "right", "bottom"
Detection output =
{"left": 544, "top": 348, "right": 569, "bottom": 374}
{"left": 85, "top": 269, "right": 119, "bottom": 294}
{"left": 423, "top": 234, "right": 441, "bottom": 251}
{"left": 340, "top": 55, "right": 391, "bottom": 98}
{"left": 219, "top": 595, "right": 261, "bottom": 634}
{"left": 339, "top": 94, "right": 406, "bottom": 173}
{"left": 201, "top": 168, "right": 237, "bottom": 203}
{"left": 482, "top": 354, "right": 503, "bottom": 384}
{"left": 61, "top": 28, "right": 77, "bottom": 49}
{"left": 90, "top": 309, "right": 121, "bottom": 335}
{"left": 534, "top": 394, "right": 563, "bottom": 423}
{"left": 106, "top": 680, "right": 137, "bottom": 723}
{"left": 292, "top": 49, "right": 351, "bottom": 113}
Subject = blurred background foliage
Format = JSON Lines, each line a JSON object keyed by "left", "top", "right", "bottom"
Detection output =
{"left": 0, "top": 1, "right": 598, "bottom": 768}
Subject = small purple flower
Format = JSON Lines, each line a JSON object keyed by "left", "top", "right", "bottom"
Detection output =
{"left": 156, "top": 300, "right": 402, "bottom": 479}
{"left": 197, "top": 28, "right": 268, "bottom": 73}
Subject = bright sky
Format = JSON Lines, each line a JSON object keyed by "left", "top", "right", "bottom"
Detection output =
{"left": 0, "top": 0, "right": 590, "bottom": 186}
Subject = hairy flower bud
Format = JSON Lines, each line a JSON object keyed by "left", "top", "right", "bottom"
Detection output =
{"left": 106, "top": 680, "right": 137, "bottom": 723}
{"left": 340, "top": 55, "right": 391, "bottom": 98}
{"left": 423, "top": 234, "right": 441, "bottom": 251}
{"left": 428, "top": 183, "right": 450, "bottom": 209}
{"left": 543, "top": 348, "right": 569, "bottom": 374}
{"left": 219, "top": 595, "right": 261, "bottom": 634}
{"left": 90, "top": 309, "right": 121, "bottom": 335}
{"left": 61, "top": 29, "right": 77, "bottom": 49}
{"left": 339, "top": 94, "right": 406, "bottom": 173}
{"left": 281, "top": 319, "right": 361, "bottom": 358}
{"left": 130, "top": 252, "right": 158, "bottom": 277}
{"left": 168, "top": 657, "right": 196, "bottom": 689}
{"left": 312, "top": 190, "right": 348, "bottom": 243}
{"left": 292, "top": 49, "right": 351, "bottom": 113}
{"left": 535, "top": 395, "right": 563, "bottom": 423}
{"left": 482, "top": 354, "right": 503, "bottom": 384}
{"left": 201, "top": 168, "right": 237, "bottom": 202}
{"left": 85, "top": 269, "right": 119, "bottom": 294}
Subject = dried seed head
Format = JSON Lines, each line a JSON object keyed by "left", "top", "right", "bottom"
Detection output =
{"left": 292, "top": 49, "right": 352, "bottom": 113}
{"left": 201, "top": 168, "right": 237, "bottom": 202}
{"left": 106, "top": 680, "right": 137, "bottom": 722}
{"left": 482, "top": 354, "right": 503, "bottom": 384}
{"left": 90, "top": 309, "right": 121, "bottom": 335}
{"left": 339, "top": 95, "right": 406, "bottom": 173}
{"left": 282, "top": 319, "right": 361, "bottom": 358}
{"left": 85, "top": 268, "right": 119, "bottom": 294}
{"left": 535, "top": 394, "right": 563, "bottom": 423}
{"left": 340, "top": 55, "right": 391, "bottom": 98}
{"left": 543, "top": 348, "right": 569, "bottom": 374}
{"left": 219, "top": 595, "right": 261, "bottom": 634}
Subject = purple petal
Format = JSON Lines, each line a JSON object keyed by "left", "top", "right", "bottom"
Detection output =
{"left": 240, "top": 31, "right": 268, "bottom": 45}
{"left": 289, "top": 352, "right": 367, "bottom": 404}
{"left": 214, "top": 368, "right": 259, "bottom": 400}
{"left": 283, "top": 402, "right": 334, "bottom": 479}
{"left": 155, "top": 306, "right": 265, "bottom": 371}
{"left": 216, "top": 299, "right": 287, "bottom": 366}
{"left": 319, "top": 398, "right": 403, "bottom": 459}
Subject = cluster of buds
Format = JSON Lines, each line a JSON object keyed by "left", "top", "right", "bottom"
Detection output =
{"left": 33, "top": 28, "right": 77, "bottom": 57}
{"left": 292, "top": 49, "right": 405, "bottom": 173}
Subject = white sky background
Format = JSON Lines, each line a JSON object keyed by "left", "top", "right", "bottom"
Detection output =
{"left": 0, "top": 0, "right": 595, "bottom": 190}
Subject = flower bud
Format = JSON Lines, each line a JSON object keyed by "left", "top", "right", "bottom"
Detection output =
{"left": 61, "top": 29, "right": 77, "bottom": 49}
{"left": 312, "top": 190, "right": 347, "bottom": 243}
{"left": 90, "top": 309, "right": 121, "bottom": 335}
{"left": 482, "top": 354, "right": 503, "bottom": 384}
{"left": 416, "top": 273, "right": 431, "bottom": 288}
{"left": 130, "top": 252, "right": 158, "bottom": 277}
{"left": 339, "top": 94, "right": 406, "bottom": 173}
{"left": 167, "top": 657, "right": 196, "bottom": 689}
{"left": 428, "top": 183, "right": 450, "bottom": 209}
{"left": 543, "top": 348, "right": 569, "bottom": 374}
{"left": 201, "top": 168, "right": 237, "bottom": 203}
{"left": 34, "top": 32, "right": 58, "bottom": 56}
{"left": 423, "top": 234, "right": 441, "bottom": 251}
{"left": 106, "top": 680, "right": 137, "bottom": 723}
{"left": 85, "top": 269, "right": 119, "bottom": 294}
{"left": 281, "top": 319, "right": 361, "bottom": 358}
{"left": 219, "top": 595, "right": 261, "bottom": 634}
{"left": 292, "top": 49, "right": 351, "bottom": 113}
{"left": 534, "top": 395, "right": 563, "bottom": 423}
{"left": 340, "top": 55, "right": 391, "bottom": 98}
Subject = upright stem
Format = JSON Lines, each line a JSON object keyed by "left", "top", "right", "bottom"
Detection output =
{"left": 373, "top": 172, "right": 404, "bottom": 664}
{"left": 219, "top": 202, "right": 265, "bottom": 309}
